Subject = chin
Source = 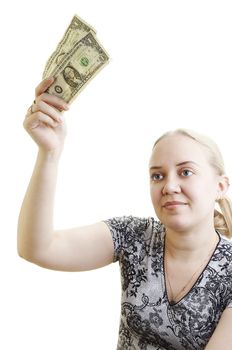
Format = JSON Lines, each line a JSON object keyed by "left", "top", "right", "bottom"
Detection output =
{"left": 160, "top": 216, "right": 192, "bottom": 233}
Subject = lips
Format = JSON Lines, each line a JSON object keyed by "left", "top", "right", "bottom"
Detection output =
{"left": 163, "top": 201, "right": 187, "bottom": 208}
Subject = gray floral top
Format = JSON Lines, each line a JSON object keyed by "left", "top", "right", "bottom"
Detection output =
{"left": 103, "top": 216, "right": 232, "bottom": 350}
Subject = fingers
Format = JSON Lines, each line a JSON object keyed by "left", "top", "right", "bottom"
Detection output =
{"left": 35, "top": 77, "right": 55, "bottom": 97}
{"left": 35, "top": 77, "right": 69, "bottom": 110}
{"left": 24, "top": 111, "right": 60, "bottom": 130}
{"left": 33, "top": 100, "right": 63, "bottom": 123}
{"left": 24, "top": 98, "right": 63, "bottom": 129}
{"left": 35, "top": 92, "right": 69, "bottom": 111}
{"left": 25, "top": 77, "right": 69, "bottom": 131}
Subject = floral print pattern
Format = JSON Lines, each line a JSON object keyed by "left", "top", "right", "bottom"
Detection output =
{"left": 103, "top": 216, "right": 232, "bottom": 350}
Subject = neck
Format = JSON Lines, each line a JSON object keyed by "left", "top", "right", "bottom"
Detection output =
{"left": 164, "top": 223, "right": 219, "bottom": 262}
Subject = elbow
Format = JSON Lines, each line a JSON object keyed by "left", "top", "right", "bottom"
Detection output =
{"left": 17, "top": 239, "right": 39, "bottom": 265}
{"left": 17, "top": 246, "right": 34, "bottom": 264}
{"left": 17, "top": 232, "right": 43, "bottom": 265}
{"left": 17, "top": 243, "right": 56, "bottom": 271}
{"left": 17, "top": 241, "right": 26, "bottom": 260}
{"left": 17, "top": 237, "right": 29, "bottom": 261}
{"left": 17, "top": 248, "right": 49, "bottom": 269}
{"left": 17, "top": 230, "right": 29, "bottom": 261}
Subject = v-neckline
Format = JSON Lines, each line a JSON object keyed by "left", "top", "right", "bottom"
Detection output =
{"left": 162, "top": 231, "right": 221, "bottom": 306}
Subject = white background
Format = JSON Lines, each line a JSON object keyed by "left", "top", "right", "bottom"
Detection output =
{"left": 1, "top": 0, "right": 232, "bottom": 349}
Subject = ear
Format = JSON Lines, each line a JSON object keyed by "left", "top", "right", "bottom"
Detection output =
{"left": 216, "top": 175, "right": 230, "bottom": 201}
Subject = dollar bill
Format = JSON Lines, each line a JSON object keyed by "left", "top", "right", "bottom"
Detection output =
{"left": 46, "top": 31, "right": 109, "bottom": 104}
{"left": 43, "top": 14, "right": 97, "bottom": 79}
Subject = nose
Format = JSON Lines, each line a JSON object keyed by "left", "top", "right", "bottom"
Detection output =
{"left": 162, "top": 175, "right": 181, "bottom": 195}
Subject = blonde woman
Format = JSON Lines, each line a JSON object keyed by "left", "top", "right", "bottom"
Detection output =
{"left": 18, "top": 78, "right": 232, "bottom": 350}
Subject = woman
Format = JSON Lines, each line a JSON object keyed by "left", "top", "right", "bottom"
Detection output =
{"left": 18, "top": 77, "right": 232, "bottom": 350}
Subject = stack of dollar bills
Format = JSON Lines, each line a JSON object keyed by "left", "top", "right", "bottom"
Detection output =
{"left": 43, "top": 14, "right": 110, "bottom": 104}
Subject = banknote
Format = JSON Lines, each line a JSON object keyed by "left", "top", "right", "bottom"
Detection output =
{"left": 46, "top": 31, "right": 109, "bottom": 104}
{"left": 43, "top": 14, "right": 97, "bottom": 79}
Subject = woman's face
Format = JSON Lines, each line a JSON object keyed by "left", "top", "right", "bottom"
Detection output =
{"left": 149, "top": 134, "right": 225, "bottom": 232}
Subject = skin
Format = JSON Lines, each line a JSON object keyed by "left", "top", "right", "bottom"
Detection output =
{"left": 148, "top": 134, "right": 229, "bottom": 259}
{"left": 19, "top": 78, "right": 114, "bottom": 271}
{"left": 19, "top": 79, "right": 232, "bottom": 348}
{"left": 148, "top": 135, "right": 232, "bottom": 350}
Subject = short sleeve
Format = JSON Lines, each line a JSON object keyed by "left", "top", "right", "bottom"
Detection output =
{"left": 226, "top": 263, "right": 232, "bottom": 308}
{"left": 225, "top": 257, "right": 232, "bottom": 308}
{"left": 102, "top": 215, "right": 156, "bottom": 263}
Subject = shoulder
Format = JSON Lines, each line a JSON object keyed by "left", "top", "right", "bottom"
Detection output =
{"left": 103, "top": 216, "right": 165, "bottom": 263}
{"left": 103, "top": 215, "right": 165, "bottom": 252}
{"left": 212, "top": 236, "right": 232, "bottom": 288}
{"left": 103, "top": 215, "right": 164, "bottom": 237}
{"left": 217, "top": 235, "right": 232, "bottom": 263}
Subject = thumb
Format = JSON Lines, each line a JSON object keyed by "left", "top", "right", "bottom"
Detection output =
{"left": 35, "top": 77, "right": 55, "bottom": 97}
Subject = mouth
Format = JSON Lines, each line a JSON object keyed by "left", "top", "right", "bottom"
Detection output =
{"left": 163, "top": 201, "right": 188, "bottom": 208}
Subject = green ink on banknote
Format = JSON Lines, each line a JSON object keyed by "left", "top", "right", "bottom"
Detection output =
{"left": 80, "top": 57, "right": 89, "bottom": 66}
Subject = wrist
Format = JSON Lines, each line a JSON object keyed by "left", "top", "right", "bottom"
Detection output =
{"left": 37, "top": 148, "right": 63, "bottom": 164}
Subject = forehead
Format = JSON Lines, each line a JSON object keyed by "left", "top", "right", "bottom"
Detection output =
{"left": 149, "top": 134, "right": 210, "bottom": 167}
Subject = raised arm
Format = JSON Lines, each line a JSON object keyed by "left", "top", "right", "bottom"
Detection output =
{"left": 17, "top": 78, "right": 114, "bottom": 272}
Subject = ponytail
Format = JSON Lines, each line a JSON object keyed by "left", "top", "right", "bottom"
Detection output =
{"left": 215, "top": 196, "right": 232, "bottom": 239}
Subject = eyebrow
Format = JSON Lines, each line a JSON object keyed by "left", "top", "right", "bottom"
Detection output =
{"left": 149, "top": 161, "right": 199, "bottom": 171}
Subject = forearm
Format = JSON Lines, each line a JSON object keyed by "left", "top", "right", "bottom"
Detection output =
{"left": 17, "top": 150, "right": 60, "bottom": 261}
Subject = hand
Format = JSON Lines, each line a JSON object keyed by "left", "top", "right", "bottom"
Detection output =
{"left": 23, "top": 77, "right": 69, "bottom": 156}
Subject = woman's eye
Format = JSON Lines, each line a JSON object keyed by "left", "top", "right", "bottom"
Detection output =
{"left": 151, "top": 173, "right": 163, "bottom": 181}
{"left": 181, "top": 169, "right": 193, "bottom": 177}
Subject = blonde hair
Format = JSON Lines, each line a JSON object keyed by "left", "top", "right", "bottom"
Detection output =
{"left": 153, "top": 128, "right": 232, "bottom": 238}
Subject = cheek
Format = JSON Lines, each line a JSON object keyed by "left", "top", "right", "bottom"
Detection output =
{"left": 150, "top": 185, "right": 162, "bottom": 205}
{"left": 185, "top": 178, "right": 217, "bottom": 205}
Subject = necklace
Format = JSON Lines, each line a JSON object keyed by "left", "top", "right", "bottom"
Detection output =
{"left": 165, "top": 234, "right": 219, "bottom": 305}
